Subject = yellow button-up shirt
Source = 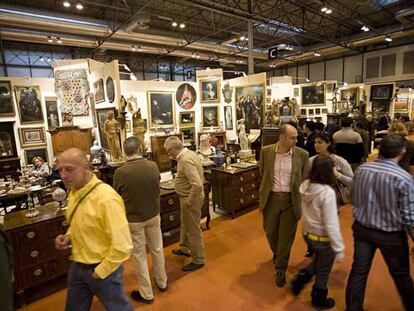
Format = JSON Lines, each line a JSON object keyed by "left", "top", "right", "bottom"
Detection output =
{"left": 66, "top": 175, "right": 132, "bottom": 279}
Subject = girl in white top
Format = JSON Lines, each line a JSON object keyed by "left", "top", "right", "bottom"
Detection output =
{"left": 290, "top": 155, "right": 345, "bottom": 310}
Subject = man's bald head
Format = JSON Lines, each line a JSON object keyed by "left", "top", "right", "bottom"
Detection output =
{"left": 59, "top": 148, "right": 90, "bottom": 168}
{"left": 278, "top": 124, "right": 298, "bottom": 151}
{"left": 58, "top": 148, "right": 93, "bottom": 190}
{"left": 279, "top": 124, "right": 296, "bottom": 138}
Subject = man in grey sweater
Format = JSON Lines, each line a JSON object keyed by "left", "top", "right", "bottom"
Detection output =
{"left": 164, "top": 136, "right": 205, "bottom": 272}
{"left": 113, "top": 137, "right": 167, "bottom": 305}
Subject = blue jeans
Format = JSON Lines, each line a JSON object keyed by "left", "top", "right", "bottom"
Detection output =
{"left": 65, "top": 262, "right": 133, "bottom": 311}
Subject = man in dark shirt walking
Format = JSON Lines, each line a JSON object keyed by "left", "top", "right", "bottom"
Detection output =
{"left": 113, "top": 137, "right": 167, "bottom": 305}
{"left": 345, "top": 135, "right": 414, "bottom": 311}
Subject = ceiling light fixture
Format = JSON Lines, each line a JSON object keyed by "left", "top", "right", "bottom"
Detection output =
{"left": 40, "top": 56, "right": 44, "bottom": 61}
{"left": 63, "top": 1, "right": 71, "bottom": 8}
{"left": 137, "top": 46, "right": 142, "bottom": 51}
{"left": 76, "top": 3, "right": 83, "bottom": 10}
{"left": 131, "top": 45, "right": 136, "bottom": 51}
{"left": 325, "top": 9, "right": 332, "bottom": 14}
{"left": 56, "top": 37, "right": 62, "bottom": 44}
{"left": 314, "top": 52, "right": 321, "bottom": 57}
{"left": 47, "top": 36, "right": 53, "bottom": 43}
{"left": 179, "top": 23, "right": 185, "bottom": 29}
{"left": 172, "top": 21, "right": 178, "bottom": 27}
{"left": 191, "top": 53, "right": 195, "bottom": 58}
{"left": 361, "top": 25, "right": 370, "bottom": 32}
{"left": 196, "top": 52, "right": 200, "bottom": 59}
{"left": 321, "top": 7, "right": 327, "bottom": 12}
{"left": 385, "top": 37, "right": 392, "bottom": 42}
{"left": 47, "top": 56, "right": 51, "bottom": 61}
{"left": 240, "top": 35, "right": 246, "bottom": 41}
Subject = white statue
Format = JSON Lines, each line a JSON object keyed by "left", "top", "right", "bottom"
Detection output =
{"left": 199, "top": 134, "right": 214, "bottom": 166}
{"left": 238, "top": 121, "right": 249, "bottom": 151}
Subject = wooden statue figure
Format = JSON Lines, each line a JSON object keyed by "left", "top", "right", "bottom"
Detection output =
{"left": 132, "top": 108, "right": 146, "bottom": 150}
{"left": 104, "top": 111, "right": 122, "bottom": 161}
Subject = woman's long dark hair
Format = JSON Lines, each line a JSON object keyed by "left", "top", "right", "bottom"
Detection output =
{"left": 309, "top": 154, "right": 336, "bottom": 185}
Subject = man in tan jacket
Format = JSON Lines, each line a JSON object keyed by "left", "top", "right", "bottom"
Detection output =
{"left": 259, "top": 124, "right": 309, "bottom": 287}
{"left": 164, "top": 136, "right": 205, "bottom": 272}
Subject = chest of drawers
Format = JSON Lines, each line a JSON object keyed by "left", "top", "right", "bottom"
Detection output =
{"left": 3, "top": 204, "right": 70, "bottom": 307}
{"left": 211, "top": 165, "right": 260, "bottom": 218}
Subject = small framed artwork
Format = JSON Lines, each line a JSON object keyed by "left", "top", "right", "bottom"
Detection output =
{"left": 266, "top": 88, "right": 272, "bottom": 97}
{"left": 147, "top": 91, "right": 175, "bottom": 129}
{"left": 45, "top": 97, "right": 59, "bottom": 131}
{"left": 266, "top": 97, "right": 271, "bottom": 103}
{"left": 200, "top": 78, "right": 221, "bottom": 103}
{"left": 19, "top": 127, "right": 46, "bottom": 148}
{"left": 293, "top": 88, "right": 299, "bottom": 97}
{"left": 14, "top": 85, "right": 44, "bottom": 124}
{"left": 266, "top": 78, "right": 271, "bottom": 86}
{"left": 371, "top": 84, "right": 393, "bottom": 100}
{"left": 322, "top": 108, "right": 328, "bottom": 114}
{"left": 0, "top": 122, "right": 18, "bottom": 159}
{"left": 25, "top": 148, "right": 48, "bottom": 165}
{"left": 125, "top": 120, "right": 132, "bottom": 132}
{"left": 0, "top": 81, "right": 15, "bottom": 117}
{"left": 96, "top": 107, "right": 116, "bottom": 150}
{"left": 224, "top": 105, "right": 233, "bottom": 130}
{"left": 179, "top": 111, "right": 195, "bottom": 127}
{"left": 180, "top": 127, "right": 195, "bottom": 143}
{"left": 302, "top": 84, "right": 325, "bottom": 106}
{"left": 61, "top": 112, "right": 74, "bottom": 126}
{"left": 93, "top": 78, "right": 105, "bottom": 103}
{"left": 394, "top": 98, "right": 409, "bottom": 111}
{"left": 176, "top": 83, "right": 197, "bottom": 110}
{"left": 202, "top": 105, "right": 219, "bottom": 127}
{"left": 308, "top": 108, "right": 314, "bottom": 116}
{"left": 315, "top": 108, "right": 321, "bottom": 115}
{"left": 300, "top": 108, "right": 306, "bottom": 115}
{"left": 326, "top": 83, "right": 336, "bottom": 93}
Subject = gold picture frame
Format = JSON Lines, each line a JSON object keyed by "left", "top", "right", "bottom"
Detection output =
{"left": 179, "top": 111, "right": 195, "bottom": 127}
{"left": 18, "top": 127, "right": 46, "bottom": 148}
{"left": 199, "top": 78, "right": 221, "bottom": 104}
{"left": 201, "top": 105, "right": 219, "bottom": 128}
{"left": 147, "top": 91, "right": 175, "bottom": 129}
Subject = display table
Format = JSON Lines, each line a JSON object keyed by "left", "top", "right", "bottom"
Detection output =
{"left": 2, "top": 204, "right": 70, "bottom": 307}
{"left": 211, "top": 165, "right": 260, "bottom": 218}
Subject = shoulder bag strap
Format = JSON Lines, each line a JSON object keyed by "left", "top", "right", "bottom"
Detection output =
{"left": 67, "top": 182, "right": 104, "bottom": 226}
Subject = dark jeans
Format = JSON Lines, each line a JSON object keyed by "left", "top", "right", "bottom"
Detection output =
{"left": 345, "top": 221, "right": 414, "bottom": 311}
{"left": 302, "top": 236, "right": 336, "bottom": 289}
{"left": 66, "top": 262, "right": 133, "bottom": 311}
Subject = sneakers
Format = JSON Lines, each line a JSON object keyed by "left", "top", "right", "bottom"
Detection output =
{"left": 130, "top": 291, "right": 154, "bottom": 304}
{"left": 172, "top": 248, "right": 191, "bottom": 257}
{"left": 275, "top": 270, "right": 286, "bottom": 287}
{"left": 181, "top": 262, "right": 205, "bottom": 271}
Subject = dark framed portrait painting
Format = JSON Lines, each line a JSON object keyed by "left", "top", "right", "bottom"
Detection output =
{"left": 147, "top": 91, "right": 175, "bottom": 129}
{"left": 18, "top": 127, "right": 46, "bottom": 148}
{"left": 301, "top": 84, "right": 325, "bottom": 106}
{"left": 180, "top": 127, "right": 195, "bottom": 143}
{"left": 235, "top": 83, "right": 265, "bottom": 133}
{"left": 94, "top": 79, "right": 105, "bottom": 104}
{"left": 96, "top": 107, "right": 116, "bottom": 151}
{"left": 106, "top": 76, "right": 115, "bottom": 103}
{"left": 0, "top": 122, "right": 17, "bottom": 159}
{"left": 25, "top": 148, "right": 48, "bottom": 165}
{"left": 200, "top": 78, "right": 220, "bottom": 103}
{"left": 179, "top": 111, "right": 195, "bottom": 127}
{"left": 14, "top": 85, "right": 44, "bottom": 124}
{"left": 224, "top": 105, "right": 233, "bottom": 130}
{"left": 371, "top": 84, "right": 393, "bottom": 100}
{"left": 341, "top": 88, "right": 359, "bottom": 107}
{"left": 202, "top": 105, "right": 219, "bottom": 128}
{"left": 176, "top": 83, "right": 196, "bottom": 110}
{"left": 0, "top": 81, "right": 15, "bottom": 117}
{"left": 45, "top": 97, "right": 59, "bottom": 131}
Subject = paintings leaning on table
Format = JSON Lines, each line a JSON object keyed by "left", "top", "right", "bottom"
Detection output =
{"left": 55, "top": 69, "right": 90, "bottom": 116}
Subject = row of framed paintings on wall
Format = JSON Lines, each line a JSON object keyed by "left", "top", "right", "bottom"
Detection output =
{"left": 300, "top": 107, "right": 329, "bottom": 116}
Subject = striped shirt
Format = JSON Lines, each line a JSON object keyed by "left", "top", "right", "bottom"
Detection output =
{"left": 352, "top": 159, "right": 414, "bottom": 232}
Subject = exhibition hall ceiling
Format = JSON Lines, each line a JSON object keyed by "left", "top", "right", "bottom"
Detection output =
{"left": 0, "top": 0, "right": 413, "bottom": 70}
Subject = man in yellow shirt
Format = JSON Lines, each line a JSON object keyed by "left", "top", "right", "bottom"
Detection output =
{"left": 54, "top": 148, "right": 133, "bottom": 311}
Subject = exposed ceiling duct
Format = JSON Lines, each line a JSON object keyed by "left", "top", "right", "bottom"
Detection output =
{"left": 395, "top": 6, "right": 414, "bottom": 25}
{"left": 124, "top": 15, "right": 151, "bottom": 32}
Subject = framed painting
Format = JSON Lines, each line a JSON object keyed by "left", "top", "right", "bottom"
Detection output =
{"left": 0, "top": 81, "right": 15, "bottom": 116}
{"left": 293, "top": 88, "right": 299, "bottom": 97}
{"left": 94, "top": 78, "right": 105, "bottom": 103}
{"left": 300, "top": 108, "right": 306, "bottom": 115}
{"left": 394, "top": 98, "right": 409, "bottom": 111}
{"left": 179, "top": 111, "right": 195, "bottom": 127}
{"left": 25, "top": 148, "right": 48, "bottom": 165}
{"left": 147, "top": 91, "right": 175, "bottom": 129}
{"left": 341, "top": 88, "right": 359, "bottom": 107}
{"left": 14, "top": 85, "right": 44, "bottom": 124}
{"left": 202, "top": 105, "right": 219, "bottom": 128}
{"left": 96, "top": 107, "right": 116, "bottom": 150}
{"left": 326, "top": 83, "right": 336, "bottom": 93}
{"left": 106, "top": 76, "right": 115, "bottom": 103}
{"left": 180, "top": 127, "right": 195, "bottom": 143}
{"left": 45, "top": 97, "right": 59, "bottom": 131}
{"left": 224, "top": 105, "right": 233, "bottom": 130}
{"left": 322, "top": 108, "right": 328, "bottom": 114}
{"left": 235, "top": 83, "right": 265, "bottom": 133}
{"left": 371, "top": 84, "right": 393, "bottom": 100}
{"left": 19, "top": 127, "right": 46, "bottom": 148}
{"left": 315, "top": 108, "right": 321, "bottom": 115}
{"left": 266, "top": 88, "right": 272, "bottom": 97}
{"left": 308, "top": 108, "right": 314, "bottom": 116}
{"left": 125, "top": 120, "right": 132, "bottom": 133}
{"left": 0, "top": 122, "right": 17, "bottom": 159}
{"left": 176, "top": 83, "right": 197, "bottom": 110}
{"left": 301, "top": 84, "right": 325, "bottom": 106}
{"left": 200, "top": 78, "right": 220, "bottom": 103}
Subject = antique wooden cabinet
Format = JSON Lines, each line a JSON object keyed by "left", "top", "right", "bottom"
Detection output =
{"left": 3, "top": 204, "right": 70, "bottom": 307}
{"left": 0, "top": 157, "right": 21, "bottom": 180}
{"left": 49, "top": 126, "right": 93, "bottom": 155}
{"left": 150, "top": 134, "right": 182, "bottom": 172}
{"left": 211, "top": 165, "right": 260, "bottom": 218}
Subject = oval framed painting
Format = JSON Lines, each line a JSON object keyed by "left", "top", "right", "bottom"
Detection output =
{"left": 106, "top": 76, "right": 115, "bottom": 103}
{"left": 176, "top": 83, "right": 197, "bottom": 110}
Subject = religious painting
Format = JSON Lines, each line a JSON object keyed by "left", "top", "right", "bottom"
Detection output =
{"left": 106, "top": 76, "right": 115, "bottom": 103}
{"left": 54, "top": 69, "right": 89, "bottom": 116}
{"left": 126, "top": 95, "right": 138, "bottom": 114}
{"left": 0, "top": 122, "right": 17, "bottom": 159}
{"left": 147, "top": 91, "right": 175, "bottom": 129}
{"left": 180, "top": 127, "right": 195, "bottom": 143}
{"left": 394, "top": 98, "right": 409, "bottom": 111}
{"left": 14, "top": 86, "right": 44, "bottom": 124}
{"left": 94, "top": 78, "right": 105, "bottom": 103}
{"left": 202, "top": 106, "right": 219, "bottom": 128}
{"left": 179, "top": 111, "right": 195, "bottom": 127}
{"left": 222, "top": 82, "right": 233, "bottom": 104}
{"left": 25, "top": 148, "right": 48, "bottom": 166}
{"left": 371, "top": 84, "right": 393, "bottom": 100}
{"left": 0, "top": 81, "right": 15, "bottom": 117}
{"left": 224, "top": 105, "right": 233, "bottom": 130}
{"left": 45, "top": 97, "right": 59, "bottom": 131}
{"left": 302, "top": 84, "right": 325, "bottom": 106}
{"left": 176, "top": 83, "right": 196, "bottom": 110}
{"left": 96, "top": 107, "right": 116, "bottom": 150}
{"left": 18, "top": 127, "right": 46, "bottom": 148}
{"left": 235, "top": 83, "right": 265, "bottom": 133}
{"left": 341, "top": 88, "right": 359, "bottom": 107}
{"left": 200, "top": 78, "right": 220, "bottom": 103}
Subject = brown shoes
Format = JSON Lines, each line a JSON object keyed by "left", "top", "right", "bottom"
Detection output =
{"left": 172, "top": 248, "right": 191, "bottom": 257}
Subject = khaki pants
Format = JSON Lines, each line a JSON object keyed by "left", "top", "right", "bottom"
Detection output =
{"left": 262, "top": 192, "right": 298, "bottom": 271}
{"left": 129, "top": 215, "right": 167, "bottom": 300}
{"left": 179, "top": 196, "right": 205, "bottom": 265}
